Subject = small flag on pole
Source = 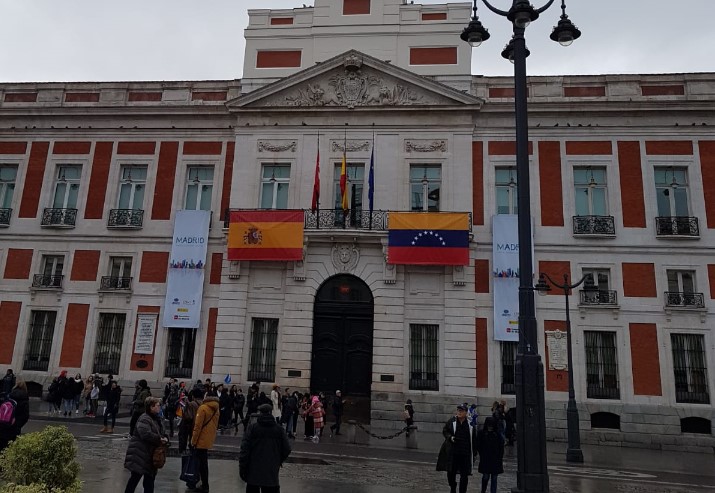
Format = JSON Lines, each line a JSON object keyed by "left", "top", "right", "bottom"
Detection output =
{"left": 224, "top": 374, "right": 232, "bottom": 384}
{"left": 340, "top": 132, "right": 348, "bottom": 211}
{"left": 368, "top": 142, "right": 375, "bottom": 214}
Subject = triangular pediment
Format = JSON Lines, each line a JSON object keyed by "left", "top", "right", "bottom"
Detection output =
{"left": 229, "top": 50, "right": 482, "bottom": 110}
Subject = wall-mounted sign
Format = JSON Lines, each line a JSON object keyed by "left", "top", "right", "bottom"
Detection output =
{"left": 134, "top": 314, "right": 158, "bottom": 355}
{"left": 546, "top": 330, "right": 568, "bottom": 371}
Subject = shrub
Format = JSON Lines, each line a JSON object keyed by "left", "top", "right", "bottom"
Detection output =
{"left": 0, "top": 426, "right": 81, "bottom": 493}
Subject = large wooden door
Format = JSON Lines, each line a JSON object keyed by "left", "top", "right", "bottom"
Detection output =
{"left": 311, "top": 275, "right": 373, "bottom": 397}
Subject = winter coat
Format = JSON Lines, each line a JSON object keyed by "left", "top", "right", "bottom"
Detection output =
{"left": 82, "top": 381, "right": 93, "bottom": 399}
{"left": 191, "top": 396, "right": 220, "bottom": 449}
{"left": 235, "top": 393, "right": 245, "bottom": 411}
{"left": 1, "top": 373, "right": 16, "bottom": 396}
{"left": 106, "top": 387, "right": 122, "bottom": 413}
{"left": 476, "top": 418, "right": 504, "bottom": 475}
{"left": 436, "top": 416, "right": 478, "bottom": 474}
{"left": 124, "top": 412, "right": 165, "bottom": 476}
{"left": 309, "top": 402, "right": 325, "bottom": 429}
{"left": 332, "top": 396, "right": 344, "bottom": 416}
{"left": 270, "top": 390, "right": 281, "bottom": 419}
{"left": 239, "top": 413, "right": 291, "bottom": 487}
{"left": 132, "top": 387, "right": 152, "bottom": 415}
{"left": 58, "top": 377, "right": 75, "bottom": 400}
{"left": 0, "top": 388, "right": 30, "bottom": 450}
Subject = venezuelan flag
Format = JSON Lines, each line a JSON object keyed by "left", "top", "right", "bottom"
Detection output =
{"left": 227, "top": 210, "right": 304, "bottom": 261}
{"left": 388, "top": 212, "right": 469, "bottom": 265}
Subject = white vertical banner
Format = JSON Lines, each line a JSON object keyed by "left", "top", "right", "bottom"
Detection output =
{"left": 163, "top": 210, "right": 211, "bottom": 328}
{"left": 492, "top": 215, "right": 533, "bottom": 342}
{"left": 134, "top": 314, "right": 158, "bottom": 354}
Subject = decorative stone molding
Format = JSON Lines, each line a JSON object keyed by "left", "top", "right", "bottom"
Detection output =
{"left": 331, "top": 242, "right": 359, "bottom": 273}
{"left": 384, "top": 261, "right": 396, "bottom": 284}
{"left": 452, "top": 265, "right": 466, "bottom": 286}
{"left": 405, "top": 140, "right": 447, "bottom": 153}
{"left": 258, "top": 140, "right": 297, "bottom": 153}
{"left": 293, "top": 260, "right": 306, "bottom": 281}
{"left": 331, "top": 140, "right": 371, "bottom": 153}
{"left": 228, "top": 261, "right": 241, "bottom": 279}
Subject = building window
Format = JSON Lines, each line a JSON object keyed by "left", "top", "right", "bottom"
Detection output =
{"left": 33, "top": 255, "right": 64, "bottom": 288}
{"left": 584, "top": 331, "right": 620, "bottom": 399}
{"left": 117, "top": 165, "right": 147, "bottom": 210}
{"left": 247, "top": 318, "right": 278, "bottom": 382}
{"left": 580, "top": 268, "right": 617, "bottom": 304}
{"left": 52, "top": 165, "right": 82, "bottom": 210}
{"left": 410, "top": 165, "right": 441, "bottom": 211}
{"left": 655, "top": 167, "right": 689, "bottom": 217}
{"left": 495, "top": 167, "right": 517, "bottom": 215}
{"left": 666, "top": 270, "right": 703, "bottom": 307}
{"left": 672, "top": 333, "right": 710, "bottom": 404}
{"left": 260, "top": 165, "right": 290, "bottom": 209}
{"left": 185, "top": 166, "right": 214, "bottom": 211}
{"left": 93, "top": 313, "right": 126, "bottom": 375}
{"left": 500, "top": 341, "right": 517, "bottom": 394}
{"left": 409, "top": 323, "right": 439, "bottom": 391}
{"left": 23, "top": 311, "right": 56, "bottom": 372}
{"left": 0, "top": 165, "right": 17, "bottom": 208}
{"left": 165, "top": 328, "right": 196, "bottom": 379}
{"left": 574, "top": 167, "right": 607, "bottom": 216}
{"left": 101, "top": 256, "right": 133, "bottom": 290}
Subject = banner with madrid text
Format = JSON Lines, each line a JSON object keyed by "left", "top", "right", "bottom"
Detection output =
{"left": 163, "top": 210, "right": 211, "bottom": 329}
{"left": 227, "top": 210, "right": 304, "bottom": 261}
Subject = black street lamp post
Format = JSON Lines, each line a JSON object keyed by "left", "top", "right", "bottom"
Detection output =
{"left": 461, "top": 1, "right": 581, "bottom": 492}
{"left": 536, "top": 273, "right": 597, "bottom": 463}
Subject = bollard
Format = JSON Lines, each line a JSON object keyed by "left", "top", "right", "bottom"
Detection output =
{"left": 405, "top": 425, "right": 418, "bottom": 449}
{"left": 346, "top": 419, "right": 358, "bottom": 444}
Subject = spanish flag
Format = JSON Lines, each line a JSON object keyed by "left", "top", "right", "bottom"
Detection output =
{"left": 388, "top": 212, "right": 469, "bottom": 265}
{"left": 227, "top": 210, "right": 304, "bottom": 261}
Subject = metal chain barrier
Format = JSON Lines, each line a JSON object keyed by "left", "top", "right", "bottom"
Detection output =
{"left": 354, "top": 422, "right": 409, "bottom": 440}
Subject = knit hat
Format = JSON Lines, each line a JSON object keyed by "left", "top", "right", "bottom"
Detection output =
{"left": 258, "top": 403, "right": 272, "bottom": 414}
{"left": 312, "top": 396, "right": 320, "bottom": 404}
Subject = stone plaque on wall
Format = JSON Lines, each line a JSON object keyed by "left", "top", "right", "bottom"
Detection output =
{"left": 545, "top": 330, "right": 568, "bottom": 371}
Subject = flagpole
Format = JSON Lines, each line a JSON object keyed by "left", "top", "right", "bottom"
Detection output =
{"left": 369, "top": 126, "right": 375, "bottom": 230}
{"left": 342, "top": 125, "right": 348, "bottom": 228}
{"left": 315, "top": 132, "right": 320, "bottom": 229}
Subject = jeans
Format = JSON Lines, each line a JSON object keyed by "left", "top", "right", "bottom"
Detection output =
{"left": 195, "top": 448, "right": 209, "bottom": 488}
{"left": 104, "top": 408, "right": 117, "bottom": 427}
{"left": 124, "top": 471, "right": 154, "bottom": 493}
{"left": 285, "top": 412, "right": 295, "bottom": 435}
{"left": 246, "top": 486, "right": 280, "bottom": 493}
{"left": 62, "top": 398, "right": 74, "bottom": 415}
{"left": 482, "top": 473, "right": 498, "bottom": 493}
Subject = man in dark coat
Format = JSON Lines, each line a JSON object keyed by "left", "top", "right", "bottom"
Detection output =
{"left": 1, "top": 369, "right": 15, "bottom": 399}
{"left": 239, "top": 403, "right": 291, "bottom": 492}
{"left": 0, "top": 379, "right": 30, "bottom": 452}
{"left": 436, "top": 404, "right": 478, "bottom": 493}
{"left": 329, "top": 390, "right": 344, "bottom": 436}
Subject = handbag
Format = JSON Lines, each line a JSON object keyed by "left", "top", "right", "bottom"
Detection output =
{"left": 152, "top": 443, "right": 168, "bottom": 469}
{"left": 180, "top": 450, "right": 199, "bottom": 486}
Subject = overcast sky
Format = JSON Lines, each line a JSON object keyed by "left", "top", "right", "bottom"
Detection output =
{"left": 0, "top": 0, "right": 712, "bottom": 83}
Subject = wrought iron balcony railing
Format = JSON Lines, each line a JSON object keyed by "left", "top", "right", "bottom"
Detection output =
{"left": 164, "top": 366, "right": 193, "bottom": 379}
{"left": 656, "top": 216, "right": 699, "bottom": 237}
{"left": 573, "top": 215, "right": 615, "bottom": 236}
{"left": 108, "top": 209, "right": 144, "bottom": 228}
{"left": 223, "top": 209, "right": 473, "bottom": 232}
{"left": 100, "top": 276, "right": 132, "bottom": 291}
{"left": 675, "top": 389, "right": 710, "bottom": 404}
{"left": 41, "top": 208, "right": 77, "bottom": 227}
{"left": 32, "top": 274, "right": 63, "bottom": 289}
{"left": 580, "top": 289, "right": 618, "bottom": 305}
{"left": 0, "top": 208, "right": 11, "bottom": 226}
{"left": 665, "top": 291, "right": 705, "bottom": 308}
{"left": 587, "top": 385, "right": 620, "bottom": 400}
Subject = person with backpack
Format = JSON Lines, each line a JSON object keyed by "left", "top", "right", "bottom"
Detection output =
{"left": 403, "top": 399, "right": 415, "bottom": 435}
{"left": 476, "top": 416, "right": 505, "bottom": 493}
{"left": 0, "top": 379, "right": 30, "bottom": 452}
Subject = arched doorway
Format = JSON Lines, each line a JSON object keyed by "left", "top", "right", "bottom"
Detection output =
{"left": 311, "top": 274, "right": 374, "bottom": 401}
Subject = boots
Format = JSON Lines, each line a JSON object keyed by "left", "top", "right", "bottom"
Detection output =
{"left": 106, "top": 427, "right": 114, "bottom": 434}
{"left": 99, "top": 426, "right": 108, "bottom": 433}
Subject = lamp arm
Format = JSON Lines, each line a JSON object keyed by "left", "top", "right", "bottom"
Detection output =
{"left": 480, "top": 0, "right": 509, "bottom": 17}
{"left": 535, "top": 0, "right": 556, "bottom": 14}
{"left": 569, "top": 274, "right": 591, "bottom": 290}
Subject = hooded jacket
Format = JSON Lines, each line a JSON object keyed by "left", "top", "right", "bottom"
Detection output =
{"left": 191, "top": 396, "right": 220, "bottom": 449}
{"left": 239, "top": 413, "right": 291, "bottom": 487}
{"left": 124, "top": 412, "right": 165, "bottom": 476}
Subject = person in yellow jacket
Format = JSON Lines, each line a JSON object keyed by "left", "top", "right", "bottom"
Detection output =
{"left": 190, "top": 393, "right": 219, "bottom": 492}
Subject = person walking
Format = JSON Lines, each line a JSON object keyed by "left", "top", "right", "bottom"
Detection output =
{"left": 179, "top": 389, "right": 202, "bottom": 454}
{"left": 163, "top": 378, "right": 180, "bottom": 438}
{"left": 190, "top": 391, "right": 219, "bottom": 492}
{"left": 123, "top": 397, "right": 169, "bottom": 493}
{"left": 436, "top": 404, "right": 478, "bottom": 493}
{"left": 270, "top": 385, "right": 281, "bottom": 424}
{"left": 403, "top": 399, "right": 415, "bottom": 436}
{"left": 130, "top": 380, "right": 152, "bottom": 437}
{"left": 476, "top": 416, "right": 505, "bottom": 493}
{"left": 0, "top": 379, "right": 30, "bottom": 452}
{"left": 233, "top": 387, "right": 245, "bottom": 433}
{"left": 1, "top": 369, "right": 16, "bottom": 399}
{"left": 239, "top": 403, "right": 292, "bottom": 493}
{"left": 329, "top": 390, "right": 344, "bottom": 437}
{"left": 100, "top": 381, "right": 122, "bottom": 434}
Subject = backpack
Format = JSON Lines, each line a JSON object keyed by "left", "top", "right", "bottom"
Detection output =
{"left": 0, "top": 398, "right": 17, "bottom": 426}
{"left": 402, "top": 409, "right": 411, "bottom": 421}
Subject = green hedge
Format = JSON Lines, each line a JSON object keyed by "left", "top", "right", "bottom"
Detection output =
{"left": 0, "top": 426, "right": 81, "bottom": 493}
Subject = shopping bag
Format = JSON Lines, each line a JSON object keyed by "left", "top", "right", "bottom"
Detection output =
{"left": 180, "top": 451, "right": 199, "bottom": 486}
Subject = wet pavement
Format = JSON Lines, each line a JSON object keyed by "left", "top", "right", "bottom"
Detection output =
{"left": 15, "top": 404, "right": 715, "bottom": 492}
